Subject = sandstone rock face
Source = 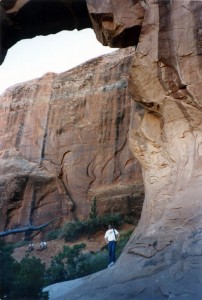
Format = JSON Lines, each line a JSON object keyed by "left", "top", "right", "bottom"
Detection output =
{"left": 45, "top": 1, "right": 202, "bottom": 299}
{"left": 0, "top": 48, "right": 143, "bottom": 241}
{"left": 1, "top": 0, "right": 202, "bottom": 298}
{"left": 129, "top": 0, "right": 202, "bottom": 238}
{"left": 86, "top": 0, "right": 144, "bottom": 47}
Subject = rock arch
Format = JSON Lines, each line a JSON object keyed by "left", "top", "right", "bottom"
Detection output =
{"left": 1, "top": 0, "right": 202, "bottom": 298}
{"left": 0, "top": 0, "right": 143, "bottom": 64}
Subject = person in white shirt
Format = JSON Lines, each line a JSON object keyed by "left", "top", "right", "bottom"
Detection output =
{"left": 104, "top": 224, "right": 120, "bottom": 268}
{"left": 27, "top": 241, "right": 34, "bottom": 252}
{"left": 38, "top": 240, "right": 47, "bottom": 251}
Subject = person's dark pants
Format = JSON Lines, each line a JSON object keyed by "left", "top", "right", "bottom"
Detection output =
{"left": 108, "top": 241, "right": 116, "bottom": 263}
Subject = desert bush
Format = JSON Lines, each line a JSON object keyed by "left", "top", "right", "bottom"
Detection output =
{"left": 0, "top": 212, "right": 133, "bottom": 299}
{"left": 13, "top": 240, "right": 28, "bottom": 248}
{"left": 46, "top": 228, "right": 133, "bottom": 287}
{"left": 10, "top": 255, "right": 46, "bottom": 299}
{"left": 116, "top": 230, "right": 133, "bottom": 257}
{"left": 74, "top": 250, "right": 108, "bottom": 277}
{"left": 89, "top": 197, "right": 98, "bottom": 220}
{"left": 60, "top": 221, "right": 85, "bottom": 241}
{"left": 45, "top": 243, "right": 86, "bottom": 285}
{"left": 46, "top": 245, "right": 108, "bottom": 286}
{"left": 0, "top": 241, "right": 17, "bottom": 298}
{"left": 123, "top": 215, "right": 139, "bottom": 225}
{"left": 0, "top": 241, "right": 47, "bottom": 299}
{"left": 60, "top": 213, "right": 124, "bottom": 242}
{"left": 45, "top": 228, "right": 61, "bottom": 241}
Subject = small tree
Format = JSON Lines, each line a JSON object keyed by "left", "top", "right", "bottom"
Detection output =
{"left": 89, "top": 197, "right": 98, "bottom": 220}
{"left": 0, "top": 241, "right": 17, "bottom": 298}
{"left": 46, "top": 243, "right": 86, "bottom": 285}
{"left": 11, "top": 255, "right": 46, "bottom": 299}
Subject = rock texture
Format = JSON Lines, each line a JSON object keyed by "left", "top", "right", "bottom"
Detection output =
{"left": 1, "top": 0, "right": 202, "bottom": 299}
{"left": 45, "top": 1, "right": 202, "bottom": 299}
{"left": 87, "top": 0, "right": 144, "bottom": 47}
{"left": 0, "top": 48, "right": 143, "bottom": 241}
{"left": 0, "top": 0, "right": 142, "bottom": 64}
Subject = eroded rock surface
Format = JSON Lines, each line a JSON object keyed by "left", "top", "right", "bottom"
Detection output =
{"left": 0, "top": 48, "right": 143, "bottom": 241}
{"left": 1, "top": 0, "right": 202, "bottom": 298}
{"left": 0, "top": 0, "right": 142, "bottom": 64}
{"left": 86, "top": 0, "right": 144, "bottom": 47}
{"left": 45, "top": 1, "right": 202, "bottom": 299}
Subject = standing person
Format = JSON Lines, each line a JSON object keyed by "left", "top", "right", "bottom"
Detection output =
{"left": 104, "top": 224, "right": 120, "bottom": 268}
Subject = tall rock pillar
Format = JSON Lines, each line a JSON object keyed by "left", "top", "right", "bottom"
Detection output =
{"left": 129, "top": 0, "right": 202, "bottom": 245}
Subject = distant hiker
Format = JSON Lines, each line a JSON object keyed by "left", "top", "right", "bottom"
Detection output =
{"left": 27, "top": 241, "right": 34, "bottom": 252}
{"left": 104, "top": 224, "right": 120, "bottom": 268}
{"left": 38, "top": 240, "right": 47, "bottom": 251}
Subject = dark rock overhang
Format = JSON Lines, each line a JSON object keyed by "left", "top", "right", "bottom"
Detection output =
{"left": 0, "top": 0, "right": 92, "bottom": 64}
{"left": 0, "top": 0, "right": 144, "bottom": 64}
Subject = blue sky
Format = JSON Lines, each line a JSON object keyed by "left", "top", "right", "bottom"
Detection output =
{"left": 0, "top": 29, "right": 117, "bottom": 95}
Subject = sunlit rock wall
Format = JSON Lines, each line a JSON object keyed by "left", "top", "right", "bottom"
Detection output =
{"left": 0, "top": 48, "right": 143, "bottom": 239}
{"left": 45, "top": 1, "right": 202, "bottom": 299}
{"left": 1, "top": 0, "right": 202, "bottom": 298}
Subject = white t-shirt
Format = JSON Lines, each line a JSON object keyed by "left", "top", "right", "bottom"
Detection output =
{"left": 104, "top": 228, "right": 119, "bottom": 242}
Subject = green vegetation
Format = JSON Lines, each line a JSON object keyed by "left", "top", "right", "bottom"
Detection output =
{"left": 0, "top": 241, "right": 17, "bottom": 298}
{"left": 89, "top": 197, "right": 98, "bottom": 220}
{"left": 0, "top": 211, "right": 136, "bottom": 299}
{"left": 45, "top": 206, "right": 138, "bottom": 242}
{"left": 11, "top": 256, "right": 47, "bottom": 299}
{"left": 60, "top": 213, "right": 124, "bottom": 242}
{"left": 45, "top": 228, "right": 132, "bottom": 286}
{"left": 45, "top": 228, "right": 61, "bottom": 241}
{"left": 0, "top": 241, "right": 47, "bottom": 299}
{"left": 45, "top": 243, "right": 86, "bottom": 285}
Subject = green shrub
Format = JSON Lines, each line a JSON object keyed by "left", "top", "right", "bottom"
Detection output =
{"left": 11, "top": 255, "right": 46, "bottom": 299}
{"left": 60, "top": 221, "right": 85, "bottom": 241}
{"left": 45, "top": 228, "right": 61, "bottom": 241}
{"left": 13, "top": 240, "right": 28, "bottom": 249}
{"left": 0, "top": 241, "right": 17, "bottom": 298}
{"left": 0, "top": 240, "right": 47, "bottom": 300}
{"left": 123, "top": 215, "right": 139, "bottom": 225}
{"left": 0, "top": 216, "right": 133, "bottom": 299}
{"left": 45, "top": 243, "right": 86, "bottom": 285}
{"left": 75, "top": 250, "right": 108, "bottom": 276}
{"left": 116, "top": 230, "right": 133, "bottom": 257}
{"left": 89, "top": 197, "right": 98, "bottom": 220}
{"left": 46, "top": 244, "right": 108, "bottom": 286}
{"left": 46, "top": 228, "right": 133, "bottom": 286}
{"left": 60, "top": 213, "right": 124, "bottom": 242}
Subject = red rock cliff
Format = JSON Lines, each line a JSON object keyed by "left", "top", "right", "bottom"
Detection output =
{"left": 48, "top": 1, "right": 202, "bottom": 299}
{"left": 1, "top": 0, "right": 202, "bottom": 299}
{"left": 0, "top": 48, "right": 143, "bottom": 238}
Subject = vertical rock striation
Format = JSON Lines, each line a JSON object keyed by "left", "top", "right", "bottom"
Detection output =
{"left": 0, "top": 48, "right": 143, "bottom": 240}
{"left": 45, "top": 1, "right": 202, "bottom": 299}
{"left": 1, "top": 0, "right": 202, "bottom": 298}
{"left": 129, "top": 0, "right": 202, "bottom": 239}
